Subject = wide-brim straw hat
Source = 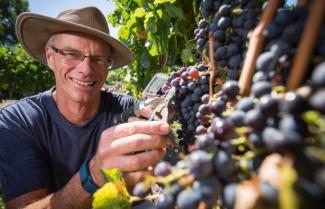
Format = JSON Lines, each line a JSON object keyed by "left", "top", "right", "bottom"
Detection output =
{"left": 16, "top": 6, "right": 135, "bottom": 70}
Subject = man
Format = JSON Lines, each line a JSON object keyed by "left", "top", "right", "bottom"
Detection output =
{"left": 0, "top": 7, "right": 170, "bottom": 209}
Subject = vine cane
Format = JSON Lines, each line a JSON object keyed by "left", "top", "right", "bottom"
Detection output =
{"left": 238, "top": 0, "right": 282, "bottom": 96}
{"left": 287, "top": 0, "right": 325, "bottom": 90}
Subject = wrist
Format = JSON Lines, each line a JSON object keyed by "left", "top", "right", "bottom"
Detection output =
{"left": 79, "top": 159, "right": 100, "bottom": 194}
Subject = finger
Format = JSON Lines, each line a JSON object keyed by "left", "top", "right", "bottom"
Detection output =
{"left": 102, "top": 149, "right": 165, "bottom": 172}
{"left": 123, "top": 170, "right": 153, "bottom": 187}
{"left": 102, "top": 120, "right": 170, "bottom": 140}
{"left": 109, "top": 134, "right": 168, "bottom": 155}
{"left": 138, "top": 106, "right": 152, "bottom": 119}
{"left": 128, "top": 116, "right": 146, "bottom": 122}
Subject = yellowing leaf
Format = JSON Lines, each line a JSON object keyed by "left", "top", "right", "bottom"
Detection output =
{"left": 154, "top": 0, "right": 176, "bottom": 4}
{"left": 92, "top": 182, "right": 131, "bottom": 209}
{"left": 134, "top": 8, "right": 146, "bottom": 18}
{"left": 156, "top": 9, "right": 163, "bottom": 18}
{"left": 279, "top": 163, "right": 299, "bottom": 209}
{"left": 92, "top": 168, "right": 131, "bottom": 209}
{"left": 119, "top": 26, "right": 130, "bottom": 40}
{"left": 102, "top": 168, "right": 124, "bottom": 183}
{"left": 303, "top": 111, "right": 321, "bottom": 125}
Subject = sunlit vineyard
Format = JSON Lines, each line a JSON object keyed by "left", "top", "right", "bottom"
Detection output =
{"left": 93, "top": 0, "right": 325, "bottom": 209}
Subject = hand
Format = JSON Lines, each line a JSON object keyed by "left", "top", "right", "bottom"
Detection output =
{"left": 89, "top": 119, "right": 170, "bottom": 190}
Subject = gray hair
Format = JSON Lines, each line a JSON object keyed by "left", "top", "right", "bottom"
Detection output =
{"left": 46, "top": 35, "right": 56, "bottom": 46}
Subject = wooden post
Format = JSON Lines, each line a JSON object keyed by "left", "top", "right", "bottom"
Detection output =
{"left": 238, "top": 0, "right": 283, "bottom": 96}
{"left": 209, "top": 32, "right": 216, "bottom": 98}
{"left": 286, "top": 0, "right": 325, "bottom": 90}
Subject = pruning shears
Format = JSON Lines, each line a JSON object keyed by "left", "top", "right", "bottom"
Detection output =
{"left": 113, "top": 73, "right": 176, "bottom": 124}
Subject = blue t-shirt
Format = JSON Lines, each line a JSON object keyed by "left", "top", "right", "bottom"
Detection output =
{"left": 0, "top": 89, "right": 135, "bottom": 202}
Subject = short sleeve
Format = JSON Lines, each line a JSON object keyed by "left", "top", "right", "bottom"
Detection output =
{"left": 0, "top": 107, "right": 49, "bottom": 202}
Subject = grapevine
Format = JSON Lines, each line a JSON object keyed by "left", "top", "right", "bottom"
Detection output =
{"left": 94, "top": 1, "right": 325, "bottom": 209}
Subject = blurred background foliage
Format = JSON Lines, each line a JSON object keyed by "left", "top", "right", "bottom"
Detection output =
{"left": 0, "top": 0, "right": 199, "bottom": 206}
{"left": 0, "top": 0, "right": 199, "bottom": 100}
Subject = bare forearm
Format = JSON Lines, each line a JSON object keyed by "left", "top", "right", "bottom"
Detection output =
{"left": 50, "top": 173, "right": 92, "bottom": 209}
{"left": 22, "top": 174, "right": 92, "bottom": 209}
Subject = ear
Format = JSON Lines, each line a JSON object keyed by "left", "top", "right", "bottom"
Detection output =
{"left": 45, "top": 45, "right": 55, "bottom": 71}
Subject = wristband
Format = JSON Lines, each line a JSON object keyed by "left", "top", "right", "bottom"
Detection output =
{"left": 79, "top": 159, "right": 100, "bottom": 194}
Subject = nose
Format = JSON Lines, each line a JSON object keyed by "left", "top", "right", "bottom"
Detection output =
{"left": 76, "top": 57, "right": 93, "bottom": 75}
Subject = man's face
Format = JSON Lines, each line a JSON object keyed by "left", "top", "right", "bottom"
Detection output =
{"left": 45, "top": 33, "right": 111, "bottom": 104}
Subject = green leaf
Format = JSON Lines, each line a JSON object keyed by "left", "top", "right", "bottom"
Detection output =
{"left": 147, "top": 34, "right": 160, "bottom": 56}
{"left": 165, "top": 5, "right": 185, "bottom": 19}
{"left": 140, "top": 51, "right": 151, "bottom": 69}
{"left": 144, "top": 12, "right": 157, "bottom": 33}
{"left": 181, "top": 48, "right": 195, "bottom": 64}
{"left": 181, "top": 41, "right": 196, "bottom": 64}
{"left": 154, "top": 0, "right": 176, "bottom": 4}
{"left": 134, "top": 0, "right": 144, "bottom": 6}
{"left": 134, "top": 8, "right": 146, "bottom": 18}
{"left": 156, "top": 9, "right": 163, "bottom": 18}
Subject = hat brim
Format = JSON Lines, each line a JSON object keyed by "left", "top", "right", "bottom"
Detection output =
{"left": 16, "top": 12, "right": 135, "bottom": 70}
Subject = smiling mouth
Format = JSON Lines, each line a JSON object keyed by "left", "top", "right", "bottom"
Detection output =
{"left": 71, "top": 78, "right": 96, "bottom": 86}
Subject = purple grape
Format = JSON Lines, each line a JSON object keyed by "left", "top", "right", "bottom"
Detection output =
{"left": 244, "top": 109, "right": 267, "bottom": 130}
{"left": 154, "top": 192, "right": 175, "bottom": 209}
{"left": 188, "top": 150, "right": 213, "bottom": 179}
{"left": 251, "top": 81, "right": 272, "bottom": 98}
{"left": 222, "top": 80, "right": 240, "bottom": 99}
{"left": 154, "top": 161, "right": 172, "bottom": 177}
{"left": 176, "top": 189, "right": 201, "bottom": 209}
{"left": 311, "top": 62, "right": 325, "bottom": 88}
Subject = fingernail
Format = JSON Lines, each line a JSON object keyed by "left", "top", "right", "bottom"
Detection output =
{"left": 160, "top": 123, "right": 169, "bottom": 132}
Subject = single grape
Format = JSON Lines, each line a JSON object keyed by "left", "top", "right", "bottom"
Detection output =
{"left": 133, "top": 182, "right": 151, "bottom": 198}
{"left": 222, "top": 183, "right": 238, "bottom": 209}
{"left": 244, "top": 108, "right": 267, "bottom": 130}
{"left": 251, "top": 81, "right": 272, "bottom": 98}
{"left": 189, "top": 67, "right": 200, "bottom": 79}
{"left": 154, "top": 161, "right": 172, "bottom": 177}
{"left": 311, "top": 62, "right": 325, "bottom": 88}
{"left": 188, "top": 150, "right": 213, "bottom": 179}
{"left": 222, "top": 80, "right": 240, "bottom": 99}
{"left": 236, "top": 96, "right": 255, "bottom": 112}
{"left": 176, "top": 189, "right": 201, "bottom": 209}
{"left": 154, "top": 192, "right": 175, "bottom": 209}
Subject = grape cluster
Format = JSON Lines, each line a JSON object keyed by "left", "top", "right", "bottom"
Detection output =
{"left": 254, "top": 6, "right": 309, "bottom": 86}
{"left": 134, "top": 61, "right": 325, "bottom": 209}
{"left": 195, "top": 0, "right": 264, "bottom": 78}
{"left": 161, "top": 64, "right": 212, "bottom": 152}
{"left": 130, "top": 2, "right": 325, "bottom": 209}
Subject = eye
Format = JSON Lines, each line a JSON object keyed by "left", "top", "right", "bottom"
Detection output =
{"left": 91, "top": 57, "right": 106, "bottom": 66}
{"left": 61, "top": 50, "right": 81, "bottom": 60}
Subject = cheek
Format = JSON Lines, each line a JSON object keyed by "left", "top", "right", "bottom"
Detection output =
{"left": 53, "top": 65, "right": 73, "bottom": 83}
{"left": 99, "top": 70, "right": 109, "bottom": 82}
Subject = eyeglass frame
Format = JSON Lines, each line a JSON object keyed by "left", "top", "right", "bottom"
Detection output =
{"left": 49, "top": 45, "right": 114, "bottom": 70}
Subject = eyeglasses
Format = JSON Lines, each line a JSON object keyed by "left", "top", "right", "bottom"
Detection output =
{"left": 49, "top": 45, "right": 114, "bottom": 70}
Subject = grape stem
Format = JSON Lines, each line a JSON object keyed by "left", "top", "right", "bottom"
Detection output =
{"left": 130, "top": 194, "right": 160, "bottom": 202}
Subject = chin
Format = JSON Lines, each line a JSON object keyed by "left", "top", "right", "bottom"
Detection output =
{"left": 70, "top": 91, "right": 100, "bottom": 104}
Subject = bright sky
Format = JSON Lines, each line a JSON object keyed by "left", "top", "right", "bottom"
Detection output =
{"left": 27, "top": 0, "right": 119, "bottom": 38}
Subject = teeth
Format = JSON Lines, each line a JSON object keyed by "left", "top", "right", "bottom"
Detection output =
{"left": 71, "top": 78, "right": 94, "bottom": 86}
